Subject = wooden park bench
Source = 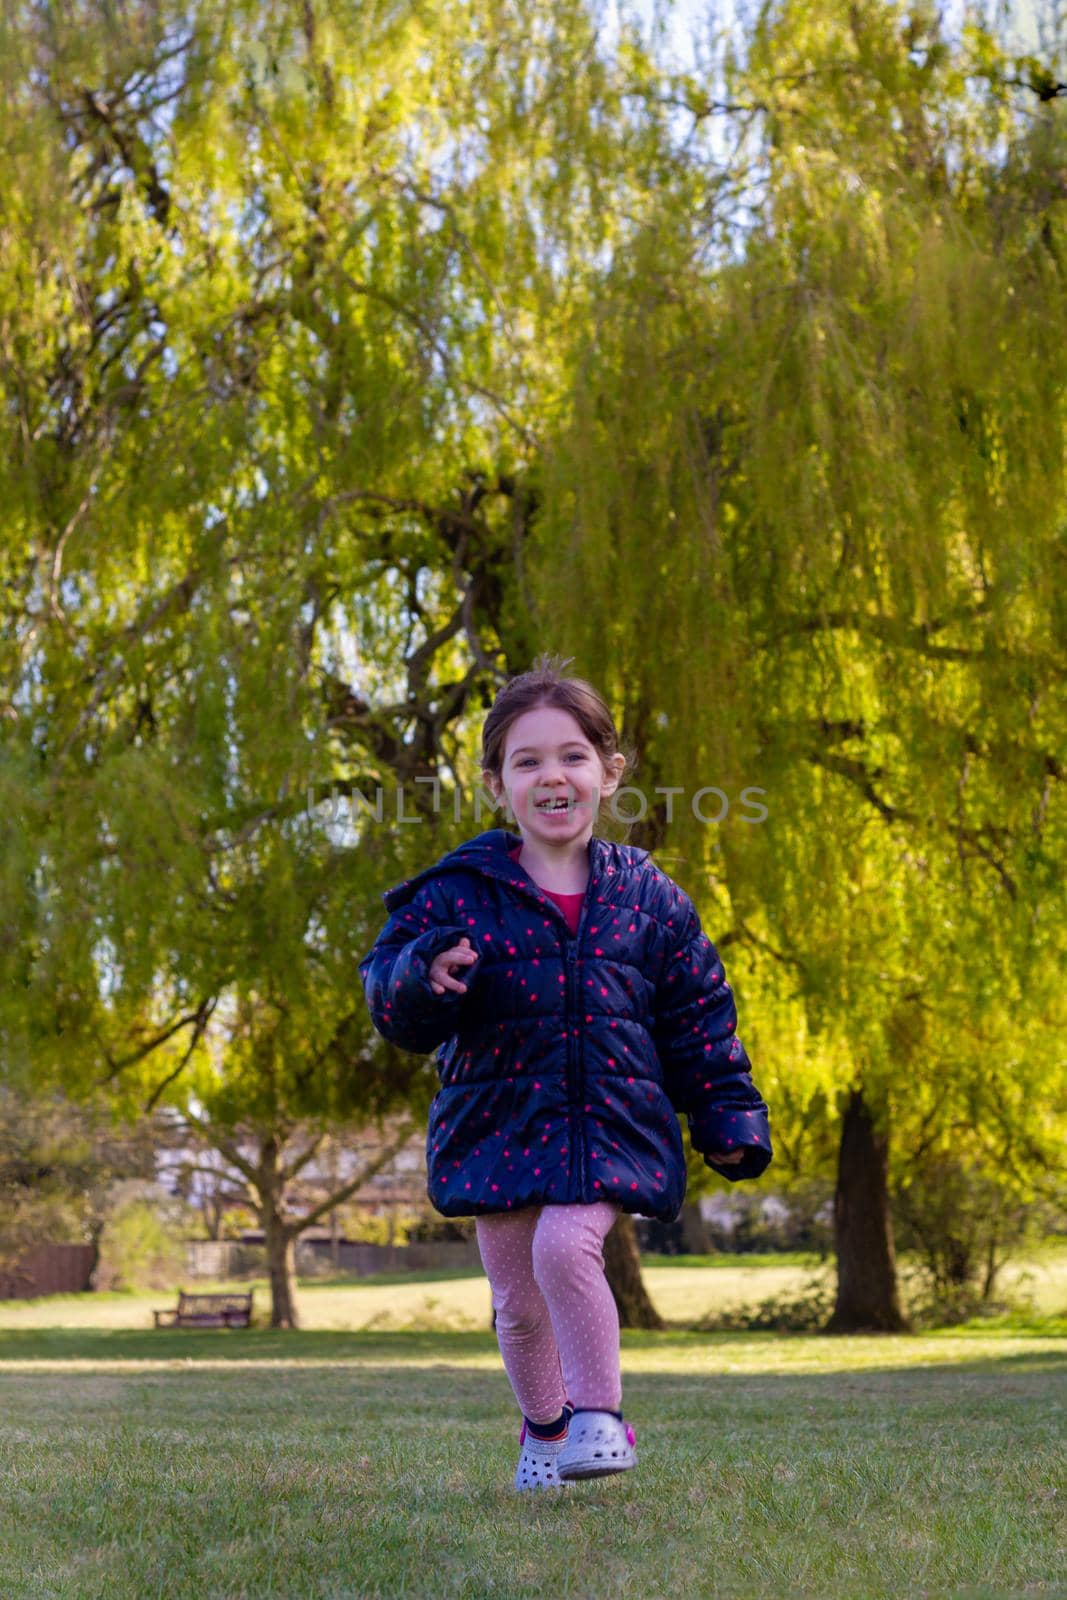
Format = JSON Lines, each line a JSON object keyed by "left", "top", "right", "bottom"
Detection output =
{"left": 153, "top": 1290, "right": 254, "bottom": 1329}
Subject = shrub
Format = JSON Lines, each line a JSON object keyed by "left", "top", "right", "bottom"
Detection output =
{"left": 338, "top": 1212, "right": 420, "bottom": 1246}
{"left": 689, "top": 1274, "right": 836, "bottom": 1333}
{"left": 406, "top": 1215, "right": 475, "bottom": 1244}
{"left": 893, "top": 1156, "right": 1045, "bottom": 1309}
{"left": 93, "top": 1181, "right": 193, "bottom": 1291}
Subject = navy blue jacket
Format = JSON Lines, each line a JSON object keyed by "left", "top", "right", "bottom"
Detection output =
{"left": 358, "top": 828, "right": 771, "bottom": 1222}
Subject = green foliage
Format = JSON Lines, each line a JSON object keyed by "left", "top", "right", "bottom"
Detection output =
{"left": 0, "top": 1085, "right": 160, "bottom": 1269}
{"left": 333, "top": 1210, "right": 419, "bottom": 1246}
{"left": 530, "top": 0, "right": 1067, "bottom": 1211}
{"left": 216, "top": 1204, "right": 259, "bottom": 1239}
{"left": 0, "top": 0, "right": 679, "bottom": 1151}
{"left": 893, "top": 1150, "right": 1059, "bottom": 1304}
{"left": 692, "top": 1272, "right": 837, "bottom": 1332}
{"left": 0, "top": 0, "right": 1064, "bottom": 1316}
{"left": 93, "top": 1180, "right": 194, "bottom": 1292}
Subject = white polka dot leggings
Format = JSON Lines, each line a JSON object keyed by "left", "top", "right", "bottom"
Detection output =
{"left": 474, "top": 1200, "right": 623, "bottom": 1425}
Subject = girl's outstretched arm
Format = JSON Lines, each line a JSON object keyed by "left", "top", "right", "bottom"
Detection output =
{"left": 652, "top": 895, "right": 772, "bottom": 1182}
{"left": 358, "top": 880, "right": 476, "bottom": 1055}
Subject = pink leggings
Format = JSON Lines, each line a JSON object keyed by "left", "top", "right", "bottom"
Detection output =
{"left": 474, "top": 1201, "right": 622, "bottom": 1425}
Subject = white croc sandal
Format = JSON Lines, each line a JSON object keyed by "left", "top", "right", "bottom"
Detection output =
{"left": 514, "top": 1418, "right": 576, "bottom": 1492}
{"left": 557, "top": 1410, "right": 637, "bottom": 1481}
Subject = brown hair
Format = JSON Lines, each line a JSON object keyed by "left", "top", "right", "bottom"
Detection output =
{"left": 481, "top": 652, "right": 636, "bottom": 830}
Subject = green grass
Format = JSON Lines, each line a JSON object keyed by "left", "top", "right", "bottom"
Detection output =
{"left": 1, "top": 1253, "right": 1064, "bottom": 1597}
{"left": 0, "top": 1324, "right": 1064, "bottom": 1598}
{"left": 0, "top": 1248, "right": 1062, "bottom": 1600}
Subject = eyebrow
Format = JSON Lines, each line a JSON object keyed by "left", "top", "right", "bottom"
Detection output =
{"left": 510, "top": 741, "right": 591, "bottom": 758}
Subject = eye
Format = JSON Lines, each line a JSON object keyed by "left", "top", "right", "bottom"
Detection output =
{"left": 516, "top": 751, "right": 587, "bottom": 766}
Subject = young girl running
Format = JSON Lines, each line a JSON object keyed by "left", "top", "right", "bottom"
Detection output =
{"left": 359, "top": 656, "right": 772, "bottom": 1491}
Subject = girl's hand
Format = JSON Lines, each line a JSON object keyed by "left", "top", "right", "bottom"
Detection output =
{"left": 707, "top": 1149, "right": 746, "bottom": 1166}
{"left": 428, "top": 937, "right": 479, "bottom": 996}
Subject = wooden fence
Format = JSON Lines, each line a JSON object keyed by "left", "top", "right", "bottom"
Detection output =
{"left": 0, "top": 1243, "right": 96, "bottom": 1300}
{"left": 184, "top": 1237, "right": 483, "bottom": 1279}
{"left": 299, "top": 1238, "right": 483, "bottom": 1276}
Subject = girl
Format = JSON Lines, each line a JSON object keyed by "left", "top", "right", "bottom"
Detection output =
{"left": 358, "top": 656, "right": 772, "bottom": 1491}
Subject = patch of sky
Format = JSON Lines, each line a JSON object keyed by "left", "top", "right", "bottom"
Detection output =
{"left": 618, "top": 0, "right": 1055, "bottom": 265}
{"left": 997, "top": 0, "right": 1060, "bottom": 54}
{"left": 325, "top": 581, "right": 407, "bottom": 708}
{"left": 305, "top": 783, "right": 364, "bottom": 849}
{"left": 210, "top": 666, "right": 244, "bottom": 818}
{"left": 92, "top": 934, "right": 121, "bottom": 1000}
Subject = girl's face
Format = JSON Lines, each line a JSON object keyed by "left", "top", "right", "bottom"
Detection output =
{"left": 485, "top": 704, "right": 624, "bottom": 846}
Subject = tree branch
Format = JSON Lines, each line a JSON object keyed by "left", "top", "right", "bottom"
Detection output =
{"left": 96, "top": 1002, "right": 215, "bottom": 1086}
{"left": 761, "top": 605, "right": 1015, "bottom": 662}
{"left": 281, "top": 1133, "right": 328, "bottom": 1185}
{"left": 293, "top": 1120, "right": 419, "bottom": 1234}
{"left": 143, "top": 998, "right": 218, "bottom": 1113}
{"left": 59, "top": 527, "right": 233, "bottom": 761}
{"left": 174, "top": 1111, "right": 262, "bottom": 1187}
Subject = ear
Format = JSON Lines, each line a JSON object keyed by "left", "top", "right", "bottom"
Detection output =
{"left": 599, "top": 754, "right": 627, "bottom": 799}
{"left": 482, "top": 770, "right": 507, "bottom": 811}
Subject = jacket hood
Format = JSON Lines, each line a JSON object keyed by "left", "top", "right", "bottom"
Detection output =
{"left": 381, "top": 828, "right": 649, "bottom": 913}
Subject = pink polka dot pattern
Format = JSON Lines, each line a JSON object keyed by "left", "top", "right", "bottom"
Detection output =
{"left": 357, "top": 828, "right": 772, "bottom": 1224}
{"left": 476, "top": 1201, "right": 624, "bottom": 1419}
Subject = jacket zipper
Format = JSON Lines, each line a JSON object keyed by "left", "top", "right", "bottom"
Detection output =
{"left": 501, "top": 850, "right": 596, "bottom": 1206}
{"left": 444, "top": 839, "right": 602, "bottom": 1204}
{"left": 567, "top": 866, "right": 596, "bottom": 1203}
{"left": 564, "top": 941, "right": 582, "bottom": 1200}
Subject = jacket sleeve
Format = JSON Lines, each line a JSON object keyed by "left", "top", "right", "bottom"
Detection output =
{"left": 358, "top": 879, "right": 476, "bottom": 1055}
{"left": 652, "top": 895, "right": 772, "bottom": 1182}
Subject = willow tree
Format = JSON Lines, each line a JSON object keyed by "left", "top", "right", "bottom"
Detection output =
{"left": 7, "top": 0, "right": 1063, "bottom": 1335}
{"left": 529, "top": 0, "right": 1067, "bottom": 1327}
{"left": 0, "top": 0, "right": 690, "bottom": 1322}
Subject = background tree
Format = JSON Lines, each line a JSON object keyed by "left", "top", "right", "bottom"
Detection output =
{"left": 528, "top": 0, "right": 1067, "bottom": 1327}
{"left": 0, "top": 0, "right": 689, "bottom": 1324}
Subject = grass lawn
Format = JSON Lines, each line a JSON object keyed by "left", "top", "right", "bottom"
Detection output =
{"left": 0, "top": 1256, "right": 1064, "bottom": 1598}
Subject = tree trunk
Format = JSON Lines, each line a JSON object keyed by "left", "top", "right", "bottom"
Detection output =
{"left": 604, "top": 1211, "right": 663, "bottom": 1329}
{"left": 86, "top": 1218, "right": 105, "bottom": 1291}
{"left": 264, "top": 1217, "right": 299, "bottom": 1329}
{"left": 981, "top": 1229, "right": 999, "bottom": 1303}
{"left": 677, "top": 1200, "right": 712, "bottom": 1255}
{"left": 329, "top": 1139, "right": 340, "bottom": 1271}
{"left": 258, "top": 1137, "right": 300, "bottom": 1328}
{"left": 825, "top": 1085, "right": 910, "bottom": 1332}
{"left": 204, "top": 1197, "right": 222, "bottom": 1241}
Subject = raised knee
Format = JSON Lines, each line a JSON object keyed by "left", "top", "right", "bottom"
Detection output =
{"left": 532, "top": 1229, "right": 596, "bottom": 1290}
